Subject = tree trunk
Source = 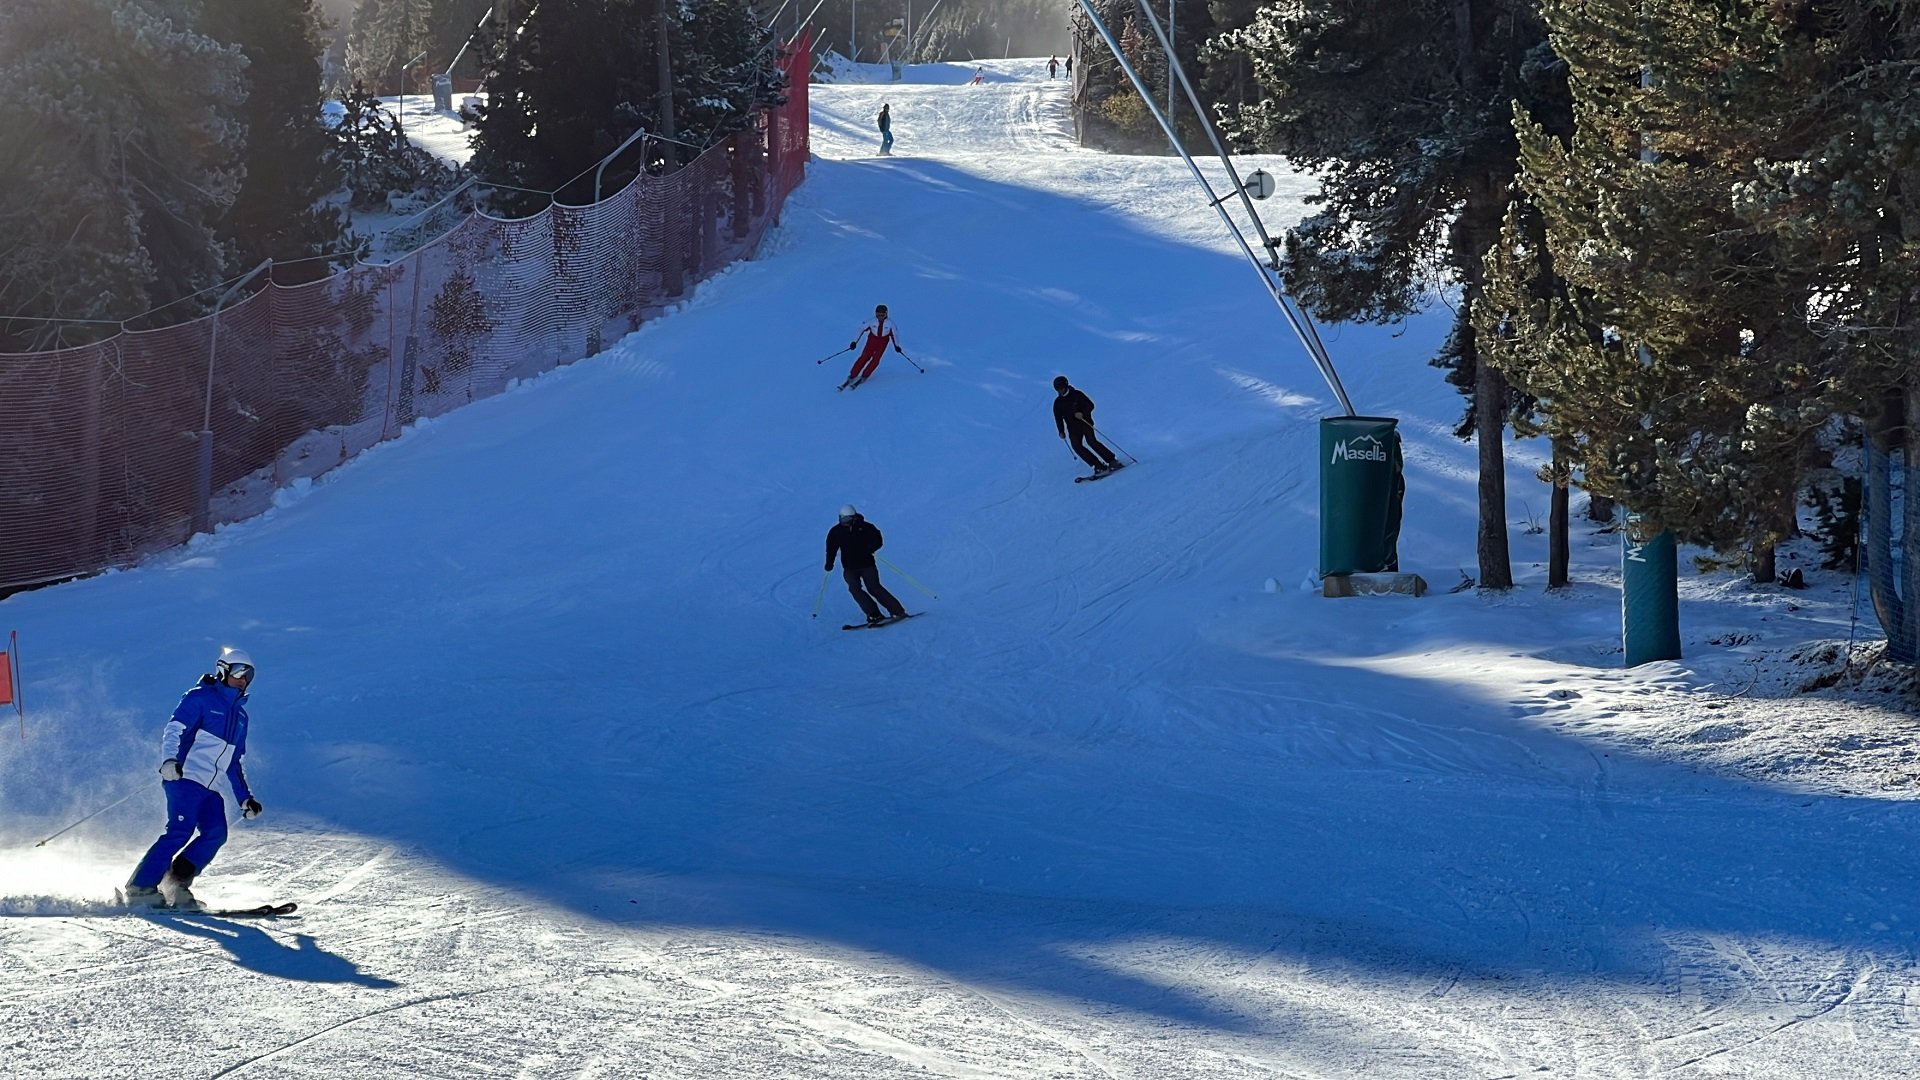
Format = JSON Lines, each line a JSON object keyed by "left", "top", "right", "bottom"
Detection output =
{"left": 1475, "top": 355, "right": 1514, "bottom": 588}
{"left": 1902, "top": 380, "right": 1920, "bottom": 661}
{"left": 1753, "top": 541, "right": 1776, "bottom": 584}
{"left": 1548, "top": 441, "right": 1569, "bottom": 589}
{"left": 1865, "top": 392, "right": 1912, "bottom": 661}
{"left": 1456, "top": 167, "right": 1513, "bottom": 590}
{"left": 656, "top": 0, "right": 676, "bottom": 149}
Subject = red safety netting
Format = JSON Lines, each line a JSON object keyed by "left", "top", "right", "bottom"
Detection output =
{"left": 0, "top": 35, "right": 811, "bottom": 594}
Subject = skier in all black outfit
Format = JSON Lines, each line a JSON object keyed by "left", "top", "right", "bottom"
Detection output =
{"left": 1052, "top": 376, "right": 1122, "bottom": 475}
{"left": 826, "top": 505, "right": 909, "bottom": 625}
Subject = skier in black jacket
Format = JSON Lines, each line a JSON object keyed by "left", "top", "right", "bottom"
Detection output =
{"left": 825, "top": 505, "right": 909, "bottom": 625}
{"left": 1052, "top": 376, "right": 1122, "bottom": 474}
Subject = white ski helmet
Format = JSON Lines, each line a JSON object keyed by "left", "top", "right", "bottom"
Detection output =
{"left": 216, "top": 646, "right": 256, "bottom": 684}
{"left": 838, "top": 504, "right": 859, "bottom": 521}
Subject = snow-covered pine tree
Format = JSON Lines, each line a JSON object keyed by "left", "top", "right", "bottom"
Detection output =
{"left": 672, "top": 0, "right": 786, "bottom": 146}
{"left": 0, "top": 0, "right": 245, "bottom": 350}
{"left": 327, "top": 82, "right": 452, "bottom": 210}
{"left": 1206, "top": 0, "right": 1564, "bottom": 590}
{"left": 199, "top": 0, "right": 351, "bottom": 285}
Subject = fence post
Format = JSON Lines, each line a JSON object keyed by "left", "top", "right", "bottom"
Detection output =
{"left": 193, "top": 259, "right": 271, "bottom": 536}
{"left": 664, "top": 172, "right": 686, "bottom": 298}
{"left": 397, "top": 259, "right": 423, "bottom": 428}
{"left": 702, "top": 175, "right": 721, "bottom": 266}
{"left": 764, "top": 109, "right": 781, "bottom": 211}
{"left": 732, "top": 135, "right": 752, "bottom": 239}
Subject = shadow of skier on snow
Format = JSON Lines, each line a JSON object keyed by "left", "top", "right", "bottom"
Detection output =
{"left": 156, "top": 915, "right": 398, "bottom": 988}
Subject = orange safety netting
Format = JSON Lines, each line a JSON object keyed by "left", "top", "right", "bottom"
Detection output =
{"left": 0, "top": 36, "right": 812, "bottom": 595}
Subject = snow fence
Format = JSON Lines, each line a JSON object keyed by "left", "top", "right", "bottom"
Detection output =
{"left": 0, "top": 37, "right": 812, "bottom": 595}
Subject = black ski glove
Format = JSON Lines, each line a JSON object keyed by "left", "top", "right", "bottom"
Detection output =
{"left": 824, "top": 562, "right": 834, "bottom": 571}
{"left": 894, "top": 346, "right": 903, "bottom": 354}
{"left": 242, "top": 798, "right": 263, "bottom": 819}
{"left": 848, "top": 341, "right": 857, "bottom": 351}
{"left": 159, "top": 759, "right": 182, "bottom": 781}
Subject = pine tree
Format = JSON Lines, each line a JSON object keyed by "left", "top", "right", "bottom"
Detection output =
{"left": 328, "top": 82, "right": 453, "bottom": 209}
{"left": 470, "top": 0, "right": 783, "bottom": 212}
{"left": 674, "top": 0, "right": 787, "bottom": 144}
{"left": 1729, "top": 0, "right": 1920, "bottom": 657}
{"left": 199, "top": 0, "right": 350, "bottom": 285}
{"left": 828, "top": 0, "right": 1057, "bottom": 64}
{"left": 469, "top": 0, "right": 661, "bottom": 211}
{"left": 429, "top": 0, "right": 494, "bottom": 77}
{"left": 0, "top": 0, "right": 246, "bottom": 350}
{"left": 1491, "top": 0, "right": 1839, "bottom": 581}
{"left": 1207, "top": 0, "right": 1564, "bottom": 590}
{"left": 345, "top": 0, "right": 434, "bottom": 90}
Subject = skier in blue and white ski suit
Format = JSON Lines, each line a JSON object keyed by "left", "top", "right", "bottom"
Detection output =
{"left": 125, "top": 648, "right": 264, "bottom": 908}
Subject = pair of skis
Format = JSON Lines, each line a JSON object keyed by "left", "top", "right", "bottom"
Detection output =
{"left": 836, "top": 375, "right": 870, "bottom": 392}
{"left": 188, "top": 901, "right": 299, "bottom": 918}
{"left": 842, "top": 612, "right": 917, "bottom": 631}
{"left": 114, "top": 887, "right": 298, "bottom": 918}
{"left": 1074, "top": 461, "right": 1130, "bottom": 483}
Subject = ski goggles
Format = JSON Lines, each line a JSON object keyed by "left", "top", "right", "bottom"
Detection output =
{"left": 225, "top": 663, "right": 255, "bottom": 683}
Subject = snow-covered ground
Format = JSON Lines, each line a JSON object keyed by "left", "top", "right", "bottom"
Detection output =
{"left": 4, "top": 59, "right": 1916, "bottom": 1078}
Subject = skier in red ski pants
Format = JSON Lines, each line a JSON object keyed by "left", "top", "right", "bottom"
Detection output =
{"left": 842, "top": 304, "right": 902, "bottom": 389}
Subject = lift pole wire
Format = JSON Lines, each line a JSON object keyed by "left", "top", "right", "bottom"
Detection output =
{"left": 1072, "top": 0, "right": 1356, "bottom": 416}
{"left": 1132, "top": 1, "right": 1338, "bottom": 376}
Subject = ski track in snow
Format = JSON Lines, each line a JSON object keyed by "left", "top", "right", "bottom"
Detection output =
{"left": 3, "top": 58, "right": 1918, "bottom": 1078}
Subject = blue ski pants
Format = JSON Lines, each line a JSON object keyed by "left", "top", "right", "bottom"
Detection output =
{"left": 129, "top": 780, "right": 228, "bottom": 887}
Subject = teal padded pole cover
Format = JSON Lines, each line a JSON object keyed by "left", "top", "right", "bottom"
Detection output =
{"left": 1622, "top": 515, "right": 1682, "bottom": 666}
{"left": 1320, "top": 416, "right": 1405, "bottom": 576}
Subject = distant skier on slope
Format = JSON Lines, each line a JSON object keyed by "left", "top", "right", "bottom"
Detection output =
{"left": 1053, "top": 376, "right": 1123, "bottom": 476}
{"left": 1048, "top": 55, "right": 1058, "bottom": 79}
{"left": 878, "top": 103, "right": 894, "bottom": 156}
{"left": 826, "top": 505, "right": 909, "bottom": 626}
{"left": 122, "top": 648, "right": 265, "bottom": 910}
{"left": 840, "top": 304, "right": 903, "bottom": 390}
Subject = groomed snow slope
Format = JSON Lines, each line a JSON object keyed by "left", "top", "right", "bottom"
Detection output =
{"left": 3, "top": 60, "right": 1917, "bottom": 1078}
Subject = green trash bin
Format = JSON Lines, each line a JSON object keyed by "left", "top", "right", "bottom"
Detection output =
{"left": 1320, "top": 416, "right": 1405, "bottom": 577}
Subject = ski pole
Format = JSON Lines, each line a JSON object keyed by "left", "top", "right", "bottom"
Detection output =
{"left": 33, "top": 784, "right": 145, "bottom": 848}
{"left": 1090, "top": 424, "right": 1140, "bottom": 464}
{"left": 895, "top": 349, "right": 926, "bottom": 374}
{"left": 811, "top": 567, "right": 830, "bottom": 618}
{"left": 876, "top": 556, "right": 939, "bottom": 599}
{"left": 816, "top": 346, "right": 853, "bottom": 365}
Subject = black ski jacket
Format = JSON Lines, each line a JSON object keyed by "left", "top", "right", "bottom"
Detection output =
{"left": 1053, "top": 388, "right": 1095, "bottom": 437}
{"left": 826, "top": 517, "right": 885, "bottom": 569}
